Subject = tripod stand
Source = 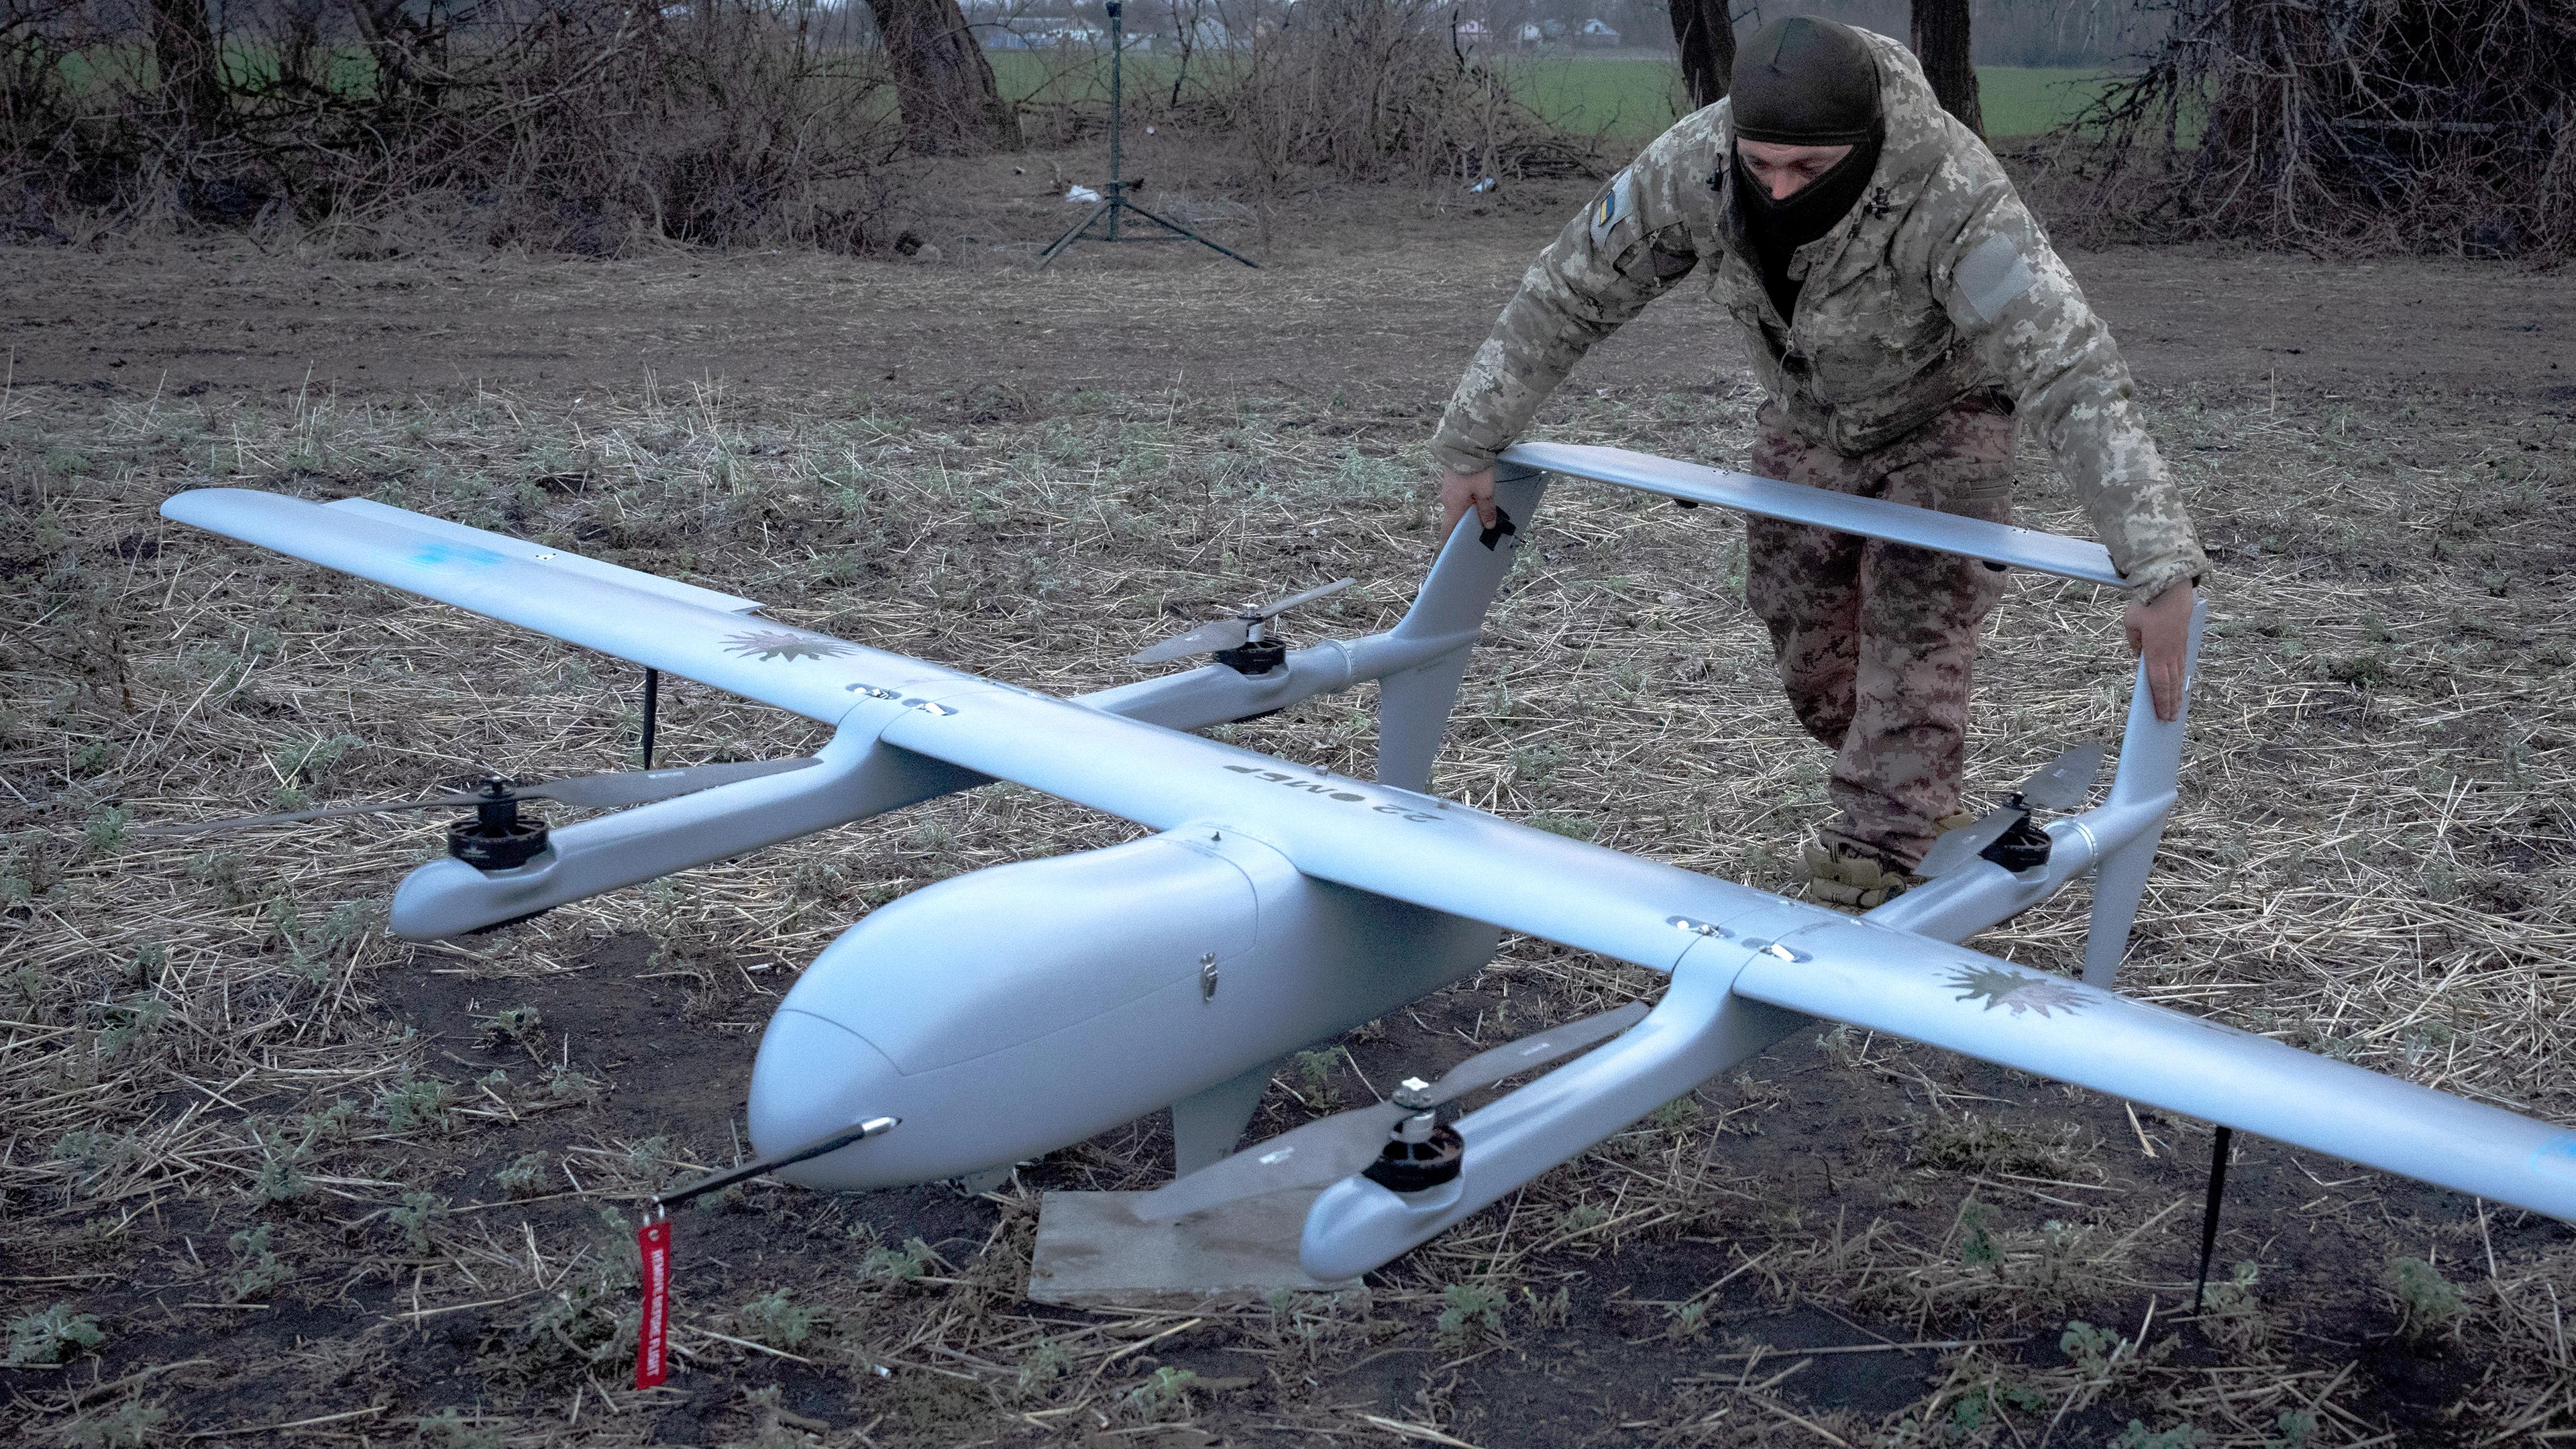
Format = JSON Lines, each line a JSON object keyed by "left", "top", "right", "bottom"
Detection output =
{"left": 1038, "top": 0, "right": 1258, "bottom": 269}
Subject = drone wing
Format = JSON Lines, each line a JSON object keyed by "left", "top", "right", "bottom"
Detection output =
{"left": 1732, "top": 923, "right": 2576, "bottom": 1220}
{"left": 162, "top": 490, "right": 977, "bottom": 724}
{"left": 875, "top": 684, "right": 2576, "bottom": 1221}
{"left": 1502, "top": 442, "right": 2125, "bottom": 587}
{"left": 875, "top": 679, "right": 1784, "bottom": 973}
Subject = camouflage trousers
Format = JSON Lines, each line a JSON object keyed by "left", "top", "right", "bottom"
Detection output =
{"left": 1745, "top": 392, "right": 2015, "bottom": 867}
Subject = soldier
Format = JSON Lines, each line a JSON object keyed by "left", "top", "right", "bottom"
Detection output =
{"left": 1429, "top": 17, "right": 2206, "bottom": 907}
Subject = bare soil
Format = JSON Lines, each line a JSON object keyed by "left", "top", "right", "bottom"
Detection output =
{"left": 5, "top": 161, "right": 2569, "bottom": 413}
{"left": 5, "top": 177, "right": 2576, "bottom": 1448}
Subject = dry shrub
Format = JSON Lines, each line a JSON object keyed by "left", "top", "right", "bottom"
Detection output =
{"left": 1, "top": 0, "right": 905, "bottom": 253}
{"left": 1201, "top": 0, "right": 1587, "bottom": 189}
{"left": 2050, "top": 0, "right": 2576, "bottom": 259}
{"left": 1022, "top": 0, "right": 1593, "bottom": 193}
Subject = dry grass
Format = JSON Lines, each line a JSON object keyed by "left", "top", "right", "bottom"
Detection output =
{"left": 2, "top": 361, "right": 2573, "bottom": 1444}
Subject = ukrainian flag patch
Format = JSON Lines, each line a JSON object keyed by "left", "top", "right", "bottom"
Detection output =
{"left": 1589, "top": 168, "right": 1635, "bottom": 244}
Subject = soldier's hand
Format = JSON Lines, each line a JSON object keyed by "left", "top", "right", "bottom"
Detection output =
{"left": 1436, "top": 468, "right": 1499, "bottom": 546}
{"left": 2123, "top": 582, "right": 2196, "bottom": 722}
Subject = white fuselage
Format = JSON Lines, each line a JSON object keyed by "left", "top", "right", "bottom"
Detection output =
{"left": 746, "top": 824, "right": 1499, "bottom": 1186}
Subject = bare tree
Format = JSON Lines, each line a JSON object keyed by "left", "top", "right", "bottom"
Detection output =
{"left": 1910, "top": 0, "right": 1982, "bottom": 135}
{"left": 1666, "top": 0, "right": 1735, "bottom": 110}
{"left": 146, "top": 0, "right": 226, "bottom": 131}
{"left": 346, "top": 0, "right": 451, "bottom": 110}
{"left": 865, "top": 0, "right": 1022, "bottom": 153}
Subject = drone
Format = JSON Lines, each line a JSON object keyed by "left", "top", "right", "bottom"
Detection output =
{"left": 152, "top": 441, "right": 2576, "bottom": 1290}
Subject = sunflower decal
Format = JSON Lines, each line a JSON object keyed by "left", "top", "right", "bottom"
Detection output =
{"left": 1946, "top": 965, "right": 2088, "bottom": 1020}
{"left": 722, "top": 629, "right": 857, "bottom": 663}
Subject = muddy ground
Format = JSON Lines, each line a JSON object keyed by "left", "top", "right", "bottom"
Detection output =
{"left": 5, "top": 172, "right": 2576, "bottom": 1449}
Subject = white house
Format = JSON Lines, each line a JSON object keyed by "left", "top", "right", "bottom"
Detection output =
{"left": 1579, "top": 17, "right": 1620, "bottom": 46}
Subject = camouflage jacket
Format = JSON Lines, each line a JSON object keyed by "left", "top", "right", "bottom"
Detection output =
{"left": 1430, "top": 31, "right": 2208, "bottom": 602}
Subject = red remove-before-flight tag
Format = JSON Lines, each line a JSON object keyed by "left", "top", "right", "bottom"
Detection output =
{"left": 634, "top": 1217, "right": 673, "bottom": 1389}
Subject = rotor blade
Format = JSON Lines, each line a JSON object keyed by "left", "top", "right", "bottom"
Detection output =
{"left": 1915, "top": 807, "right": 2022, "bottom": 879}
{"left": 2016, "top": 743, "right": 2109, "bottom": 812}
{"left": 1129, "top": 616, "right": 1254, "bottom": 665}
{"left": 1408, "top": 1001, "right": 1651, "bottom": 1106}
{"left": 1137, "top": 1003, "right": 1650, "bottom": 1223}
{"left": 1134, "top": 1104, "right": 1407, "bottom": 1222}
{"left": 138, "top": 792, "right": 487, "bottom": 835}
{"left": 141, "top": 758, "right": 822, "bottom": 835}
{"left": 518, "top": 756, "right": 820, "bottom": 809}
{"left": 1246, "top": 576, "right": 1356, "bottom": 622}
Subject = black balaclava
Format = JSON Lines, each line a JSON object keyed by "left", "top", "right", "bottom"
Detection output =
{"left": 1729, "top": 16, "right": 1884, "bottom": 322}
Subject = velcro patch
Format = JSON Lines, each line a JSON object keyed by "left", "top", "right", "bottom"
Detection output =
{"left": 1589, "top": 168, "right": 1635, "bottom": 245}
{"left": 1956, "top": 233, "right": 2037, "bottom": 323}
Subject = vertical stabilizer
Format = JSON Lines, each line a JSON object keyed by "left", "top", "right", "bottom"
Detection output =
{"left": 1374, "top": 467, "right": 1548, "bottom": 793}
{"left": 1170, "top": 1057, "right": 1280, "bottom": 1176}
{"left": 2084, "top": 596, "right": 2208, "bottom": 987}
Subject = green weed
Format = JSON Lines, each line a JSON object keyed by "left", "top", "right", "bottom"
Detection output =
{"left": 1526, "top": 811, "right": 1598, "bottom": 841}
{"left": 1957, "top": 1199, "right": 2001, "bottom": 1269}
{"left": 226, "top": 1222, "right": 292, "bottom": 1301}
{"left": 1435, "top": 1281, "right": 1507, "bottom": 1347}
{"left": 2383, "top": 1255, "right": 2466, "bottom": 1340}
{"left": 494, "top": 1152, "right": 550, "bottom": 1199}
{"left": 1004, "top": 1335, "right": 1069, "bottom": 1397}
{"left": 2110, "top": 1421, "right": 2205, "bottom": 1449}
{"left": 391, "top": 1192, "right": 448, "bottom": 1253}
{"left": 1118, "top": 1365, "right": 1199, "bottom": 1422}
{"left": 1291, "top": 1046, "right": 1345, "bottom": 1107}
{"left": 5, "top": 1301, "right": 105, "bottom": 1365}
{"left": 79, "top": 805, "right": 131, "bottom": 860}
{"left": 739, "top": 1288, "right": 816, "bottom": 1348}
{"left": 64, "top": 1398, "right": 167, "bottom": 1448}
{"left": 2061, "top": 1318, "right": 2123, "bottom": 1374}
{"left": 475, "top": 1005, "right": 544, "bottom": 1051}
{"left": 857, "top": 1235, "right": 935, "bottom": 1287}
{"left": 374, "top": 1074, "right": 458, "bottom": 1132}
{"left": 413, "top": 1407, "right": 508, "bottom": 1449}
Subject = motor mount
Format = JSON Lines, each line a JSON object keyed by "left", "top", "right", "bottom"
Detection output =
{"left": 1214, "top": 638, "right": 1288, "bottom": 676}
{"left": 1363, "top": 1112, "right": 1464, "bottom": 1193}
{"left": 446, "top": 777, "right": 550, "bottom": 871}
{"left": 1978, "top": 794, "right": 2054, "bottom": 874}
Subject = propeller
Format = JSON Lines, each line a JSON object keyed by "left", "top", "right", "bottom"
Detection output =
{"left": 1916, "top": 743, "right": 2108, "bottom": 879}
{"left": 139, "top": 757, "right": 822, "bottom": 836}
{"left": 1134, "top": 1001, "right": 1650, "bottom": 1222}
{"left": 1129, "top": 577, "right": 1357, "bottom": 665}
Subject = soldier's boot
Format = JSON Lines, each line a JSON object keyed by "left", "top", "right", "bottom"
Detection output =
{"left": 1803, "top": 837, "right": 1919, "bottom": 909}
{"left": 1803, "top": 814, "right": 1978, "bottom": 908}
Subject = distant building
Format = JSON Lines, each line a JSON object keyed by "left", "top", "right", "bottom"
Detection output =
{"left": 982, "top": 19, "right": 1110, "bottom": 48}
{"left": 1579, "top": 17, "right": 1620, "bottom": 46}
{"left": 1455, "top": 17, "right": 1489, "bottom": 44}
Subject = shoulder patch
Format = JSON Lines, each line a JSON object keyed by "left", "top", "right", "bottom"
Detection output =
{"left": 1589, "top": 168, "right": 1636, "bottom": 245}
{"left": 1955, "top": 233, "right": 2037, "bottom": 324}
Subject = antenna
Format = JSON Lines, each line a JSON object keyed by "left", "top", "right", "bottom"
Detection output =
{"left": 1037, "top": 0, "right": 1260, "bottom": 269}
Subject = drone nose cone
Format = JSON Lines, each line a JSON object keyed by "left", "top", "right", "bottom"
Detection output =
{"left": 746, "top": 1008, "right": 901, "bottom": 1189}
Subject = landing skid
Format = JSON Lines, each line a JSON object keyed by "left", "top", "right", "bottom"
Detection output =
{"left": 1028, "top": 1189, "right": 1352, "bottom": 1309}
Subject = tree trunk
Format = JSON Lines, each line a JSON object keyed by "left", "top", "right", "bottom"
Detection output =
{"left": 1911, "top": 0, "right": 1983, "bottom": 136}
{"left": 1667, "top": 0, "right": 1735, "bottom": 110}
{"left": 865, "top": 0, "right": 1022, "bottom": 154}
{"left": 147, "top": 0, "right": 226, "bottom": 132}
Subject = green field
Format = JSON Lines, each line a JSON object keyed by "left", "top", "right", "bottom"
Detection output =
{"left": 1507, "top": 56, "right": 2114, "bottom": 140}
{"left": 50, "top": 45, "right": 2117, "bottom": 150}
{"left": 990, "top": 50, "right": 2114, "bottom": 142}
